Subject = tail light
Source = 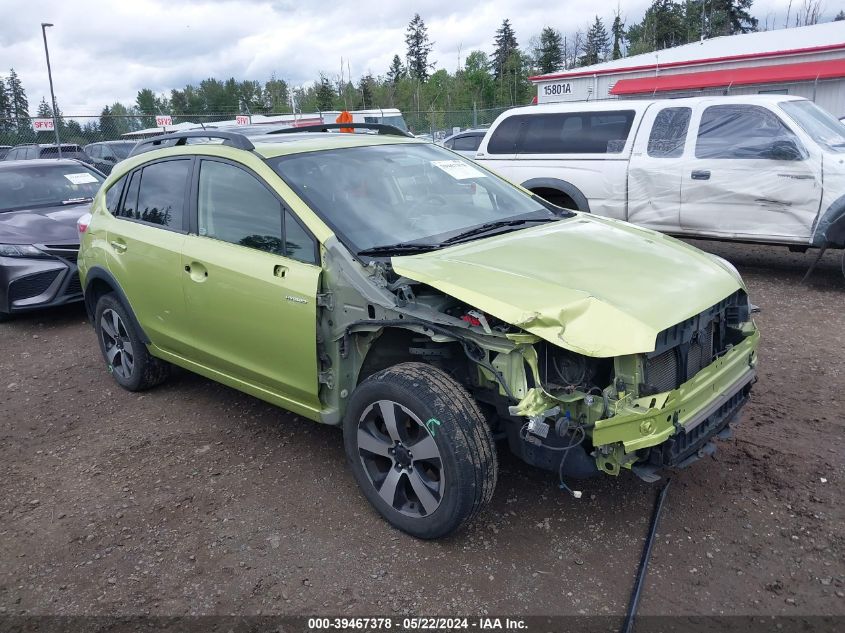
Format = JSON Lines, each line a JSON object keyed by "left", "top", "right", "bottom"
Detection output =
{"left": 77, "top": 212, "right": 92, "bottom": 234}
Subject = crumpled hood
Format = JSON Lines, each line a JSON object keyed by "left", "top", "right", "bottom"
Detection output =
{"left": 392, "top": 215, "right": 743, "bottom": 357}
{"left": 0, "top": 203, "right": 90, "bottom": 245}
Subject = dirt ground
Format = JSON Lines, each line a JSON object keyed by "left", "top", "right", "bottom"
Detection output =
{"left": 0, "top": 240, "right": 843, "bottom": 619}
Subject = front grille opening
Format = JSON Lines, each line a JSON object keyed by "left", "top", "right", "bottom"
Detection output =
{"left": 64, "top": 271, "right": 82, "bottom": 296}
{"left": 9, "top": 270, "right": 61, "bottom": 302}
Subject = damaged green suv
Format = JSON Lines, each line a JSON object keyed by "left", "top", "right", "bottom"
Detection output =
{"left": 78, "top": 126, "right": 759, "bottom": 539}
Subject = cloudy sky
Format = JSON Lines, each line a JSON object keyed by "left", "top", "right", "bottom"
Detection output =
{"left": 0, "top": 0, "right": 831, "bottom": 114}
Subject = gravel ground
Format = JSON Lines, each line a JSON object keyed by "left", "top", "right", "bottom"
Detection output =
{"left": 0, "top": 240, "right": 843, "bottom": 618}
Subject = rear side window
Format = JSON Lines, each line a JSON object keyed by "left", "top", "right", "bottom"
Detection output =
{"left": 105, "top": 175, "right": 127, "bottom": 215}
{"left": 453, "top": 135, "right": 482, "bottom": 152}
{"left": 486, "top": 117, "right": 523, "bottom": 154}
{"left": 488, "top": 111, "right": 635, "bottom": 155}
{"left": 118, "top": 159, "right": 190, "bottom": 229}
{"left": 695, "top": 105, "right": 805, "bottom": 159}
{"left": 198, "top": 160, "right": 283, "bottom": 254}
{"left": 648, "top": 107, "right": 691, "bottom": 158}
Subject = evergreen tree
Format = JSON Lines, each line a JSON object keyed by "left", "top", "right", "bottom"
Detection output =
{"left": 581, "top": 16, "right": 610, "bottom": 66}
{"left": 358, "top": 73, "right": 375, "bottom": 109}
{"left": 535, "top": 27, "right": 564, "bottom": 75}
{"left": 722, "top": 0, "right": 758, "bottom": 34}
{"left": 36, "top": 97, "right": 52, "bottom": 118}
{"left": 315, "top": 74, "right": 335, "bottom": 111}
{"left": 386, "top": 54, "right": 405, "bottom": 85}
{"left": 263, "top": 74, "right": 289, "bottom": 111}
{"left": 405, "top": 14, "right": 433, "bottom": 81}
{"left": 492, "top": 19, "right": 519, "bottom": 79}
{"left": 837, "top": 10, "right": 845, "bottom": 21}
{"left": 0, "top": 77, "right": 11, "bottom": 134}
{"left": 611, "top": 14, "right": 626, "bottom": 60}
{"left": 626, "top": 0, "right": 688, "bottom": 54}
{"left": 7, "top": 69, "right": 29, "bottom": 129}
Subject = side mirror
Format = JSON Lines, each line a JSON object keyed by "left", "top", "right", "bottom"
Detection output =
{"left": 767, "top": 139, "right": 804, "bottom": 161}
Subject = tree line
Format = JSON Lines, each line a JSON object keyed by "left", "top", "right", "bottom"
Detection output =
{"left": 1, "top": 0, "right": 841, "bottom": 145}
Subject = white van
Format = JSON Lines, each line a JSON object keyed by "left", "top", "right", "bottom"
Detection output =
{"left": 475, "top": 96, "right": 845, "bottom": 250}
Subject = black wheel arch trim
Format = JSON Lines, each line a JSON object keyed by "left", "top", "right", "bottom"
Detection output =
{"left": 520, "top": 177, "right": 590, "bottom": 212}
{"left": 83, "top": 266, "right": 151, "bottom": 344}
{"left": 811, "top": 194, "right": 845, "bottom": 248}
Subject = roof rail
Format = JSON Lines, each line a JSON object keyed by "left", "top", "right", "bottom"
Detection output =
{"left": 128, "top": 130, "right": 255, "bottom": 157}
{"left": 267, "top": 122, "right": 414, "bottom": 138}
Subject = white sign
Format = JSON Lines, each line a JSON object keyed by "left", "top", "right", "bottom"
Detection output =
{"left": 431, "top": 160, "right": 486, "bottom": 180}
{"left": 541, "top": 82, "right": 573, "bottom": 98}
{"left": 452, "top": 126, "right": 461, "bottom": 135}
{"left": 236, "top": 115, "right": 251, "bottom": 126}
{"left": 32, "top": 118, "right": 54, "bottom": 131}
{"left": 155, "top": 115, "right": 173, "bottom": 127}
{"left": 64, "top": 172, "right": 99, "bottom": 185}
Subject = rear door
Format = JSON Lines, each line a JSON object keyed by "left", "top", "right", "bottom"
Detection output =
{"left": 680, "top": 103, "right": 822, "bottom": 241}
{"left": 627, "top": 104, "right": 692, "bottom": 232}
{"left": 180, "top": 157, "right": 322, "bottom": 410}
{"left": 106, "top": 158, "right": 192, "bottom": 353}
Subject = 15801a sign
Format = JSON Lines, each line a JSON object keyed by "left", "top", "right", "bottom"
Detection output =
{"left": 542, "top": 82, "right": 572, "bottom": 97}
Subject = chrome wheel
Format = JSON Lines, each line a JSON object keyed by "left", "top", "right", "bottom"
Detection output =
{"left": 356, "top": 399, "right": 445, "bottom": 518}
{"left": 99, "top": 308, "right": 135, "bottom": 380}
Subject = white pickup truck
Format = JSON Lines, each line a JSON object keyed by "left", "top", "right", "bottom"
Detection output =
{"left": 474, "top": 95, "right": 845, "bottom": 251}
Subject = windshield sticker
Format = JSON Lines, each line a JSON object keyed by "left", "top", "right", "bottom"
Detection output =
{"left": 431, "top": 160, "right": 486, "bottom": 180}
{"left": 64, "top": 172, "right": 99, "bottom": 185}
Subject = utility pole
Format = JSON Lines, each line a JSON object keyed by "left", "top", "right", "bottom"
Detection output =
{"left": 40, "top": 22, "right": 62, "bottom": 157}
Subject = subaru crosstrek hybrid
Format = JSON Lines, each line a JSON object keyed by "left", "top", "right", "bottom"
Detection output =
{"left": 78, "top": 127, "right": 759, "bottom": 538}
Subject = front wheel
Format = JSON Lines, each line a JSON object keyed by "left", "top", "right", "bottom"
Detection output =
{"left": 343, "top": 362, "right": 497, "bottom": 539}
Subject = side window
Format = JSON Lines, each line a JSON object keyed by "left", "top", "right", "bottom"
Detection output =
{"left": 511, "top": 111, "right": 635, "bottom": 154}
{"left": 198, "top": 160, "right": 283, "bottom": 254}
{"left": 27, "top": 147, "right": 39, "bottom": 159}
{"left": 119, "top": 171, "right": 140, "bottom": 218}
{"left": 105, "top": 175, "right": 127, "bottom": 215}
{"left": 444, "top": 139, "right": 454, "bottom": 149}
{"left": 284, "top": 210, "right": 317, "bottom": 265}
{"left": 647, "top": 107, "right": 691, "bottom": 158}
{"left": 696, "top": 105, "right": 806, "bottom": 160}
{"left": 486, "top": 117, "right": 524, "bottom": 154}
{"left": 6, "top": 149, "right": 18, "bottom": 160}
{"left": 117, "top": 160, "right": 189, "bottom": 228}
{"left": 453, "top": 135, "right": 482, "bottom": 152}
{"left": 87, "top": 146, "right": 100, "bottom": 159}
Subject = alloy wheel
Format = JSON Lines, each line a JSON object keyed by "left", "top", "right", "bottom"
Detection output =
{"left": 356, "top": 399, "right": 445, "bottom": 518}
{"left": 99, "top": 308, "right": 135, "bottom": 380}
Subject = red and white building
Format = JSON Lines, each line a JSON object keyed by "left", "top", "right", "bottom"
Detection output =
{"left": 529, "top": 21, "right": 845, "bottom": 116}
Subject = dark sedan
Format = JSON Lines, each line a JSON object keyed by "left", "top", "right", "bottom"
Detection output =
{"left": 0, "top": 160, "right": 104, "bottom": 320}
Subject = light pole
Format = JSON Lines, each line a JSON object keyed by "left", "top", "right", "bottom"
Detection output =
{"left": 40, "top": 22, "right": 62, "bottom": 157}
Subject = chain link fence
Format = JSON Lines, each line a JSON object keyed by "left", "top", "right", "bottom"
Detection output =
{"left": 0, "top": 106, "right": 514, "bottom": 149}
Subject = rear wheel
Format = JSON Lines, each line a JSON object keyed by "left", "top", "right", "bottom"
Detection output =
{"left": 343, "top": 362, "right": 497, "bottom": 539}
{"left": 94, "top": 293, "right": 169, "bottom": 391}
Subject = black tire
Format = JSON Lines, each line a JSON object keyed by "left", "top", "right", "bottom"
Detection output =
{"left": 343, "top": 362, "right": 497, "bottom": 539}
{"left": 94, "top": 293, "right": 169, "bottom": 391}
{"left": 0, "top": 311, "right": 10, "bottom": 323}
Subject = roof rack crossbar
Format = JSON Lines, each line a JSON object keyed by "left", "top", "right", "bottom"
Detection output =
{"left": 128, "top": 130, "right": 255, "bottom": 157}
{"left": 267, "top": 122, "right": 413, "bottom": 138}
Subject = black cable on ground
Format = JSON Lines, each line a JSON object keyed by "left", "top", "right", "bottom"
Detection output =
{"left": 621, "top": 479, "right": 671, "bottom": 633}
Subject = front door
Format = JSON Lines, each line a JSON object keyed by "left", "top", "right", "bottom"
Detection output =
{"left": 180, "top": 158, "right": 322, "bottom": 410}
{"left": 680, "top": 103, "right": 822, "bottom": 242}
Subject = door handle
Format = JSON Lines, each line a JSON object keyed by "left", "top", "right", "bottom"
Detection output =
{"left": 109, "top": 240, "right": 127, "bottom": 253}
{"left": 691, "top": 170, "right": 711, "bottom": 180}
{"left": 274, "top": 264, "right": 288, "bottom": 278}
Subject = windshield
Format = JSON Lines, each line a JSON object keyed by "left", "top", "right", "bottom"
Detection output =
{"left": 270, "top": 142, "right": 558, "bottom": 253}
{"left": 0, "top": 164, "right": 104, "bottom": 212}
{"left": 364, "top": 115, "right": 408, "bottom": 132}
{"left": 780, "top": 100, "right": 845, "bottom": 152}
